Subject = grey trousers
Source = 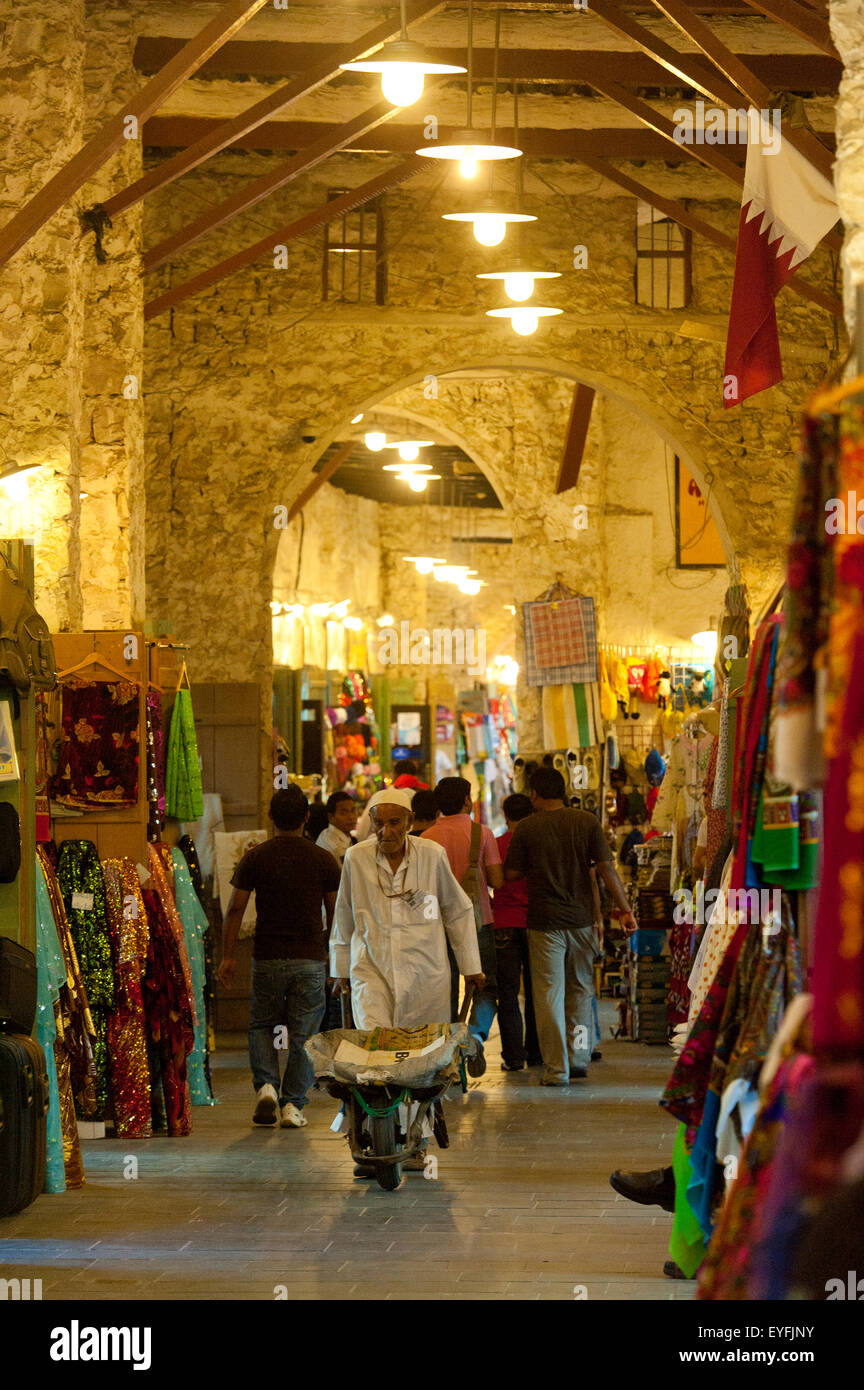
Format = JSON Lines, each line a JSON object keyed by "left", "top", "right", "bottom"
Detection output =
{"left": 527, "top": 927, "right": 595, "bottom": 1079}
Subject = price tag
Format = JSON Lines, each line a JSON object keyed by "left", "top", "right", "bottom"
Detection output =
{"left": 71, "top": 891, "right": 94, "bottom": 911}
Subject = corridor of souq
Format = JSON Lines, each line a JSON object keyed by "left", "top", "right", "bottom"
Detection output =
{"left": 1, "top": 0, "right": 863, "bottom": 1365}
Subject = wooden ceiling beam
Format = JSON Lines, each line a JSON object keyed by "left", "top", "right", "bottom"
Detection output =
{"left": 585, "top": 0, "right": 743, "bottom": 106}
{"left": 650, "top": 0, "right": 836, "bottom": 183}
{"left": 102, "top": 0, "right": 445, "bottom": 218}
{"left": 142, "top": 116, "right": 774, "bottom": 161}
{"left": 144, "top": 156, "right": 424, "bottom": 320}
{"left": 144, "top": 98, "right": 403, "bottom": 272}
{"left": 739, "top": 0, "right": 838, "bottom": 57}
{"left": 0, "top": 0, "right": 271, "bottom": 269}
{"left": 556, "top": 385, "right": 596, "bottom": 494}
{"left": 287, "top": 442, "right": 355, "bottom": 523}
{"left": 132, "top": 39, "right": 841, "bottom": 91}
{"left": 576, "top": 153, "right": 842, "bottom": 316}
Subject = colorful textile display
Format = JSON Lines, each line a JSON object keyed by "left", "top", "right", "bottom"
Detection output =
{"left": 52, "top": 679, "right": 140, "bottom": 810}
{"left": 522, "top": 595, "right": 598, "bottom": 686}
{"left": 34, "top": 858, "right": 71, "bottom": 1194}
{"left": 55, "top": 839, "right": 116, "bottom": 1120}
{"left": 541, "top": 682, "right": 601, "bottom": 750}
{"left": 149, "top": 844, "right": 197, "bottom": 1027}
{"left": 177, "top": 834, "right": 217, "bottom": 1095}
{"left": 102, "top": 859, "right": 152, "bottom": 1138}
{"left": 37, "top": 846, "right": 94, "bottom": 1183}
{"left": 142, "top": 881, "right": 195, "bottom": 1137}
{"left": 171, "top": 847, "right": 215, "bottom": 1105}
{"left": 164, "top": 688, "right": 204, "bottom": 821}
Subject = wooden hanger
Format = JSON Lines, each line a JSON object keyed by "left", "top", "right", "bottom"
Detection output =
{"left": 57, "top": 651, "right": 138, "bottom": 683}
{"left": 175, "top": 660, "right": 191, "bottom": 693}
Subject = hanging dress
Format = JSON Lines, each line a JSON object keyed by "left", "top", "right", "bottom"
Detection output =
{"left": 170, "top": 847, "right": 215, "bottom": 1105}
{"left": 102, "top": 859, "right": 152, "bottom": 1138}
{"left": 164, "top": 688, "right": 204, "bottom": 821}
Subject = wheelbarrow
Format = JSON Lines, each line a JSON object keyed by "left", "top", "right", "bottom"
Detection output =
{"left": 306, "top": 985, "right": 478, "bottom": 1191}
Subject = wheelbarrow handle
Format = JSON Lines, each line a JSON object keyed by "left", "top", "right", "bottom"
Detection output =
{"left": 340, "top": 987, "right": 355, "bottom": 1030}
{"left": 457, "top": 979, "right": 476, "bottom": 1024}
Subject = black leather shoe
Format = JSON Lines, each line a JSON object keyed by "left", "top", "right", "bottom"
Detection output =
{"left": 569, "top": 1066, "right": 588, "bottom": 1079}
{"left": 466, "top": 1040, "right": 487, "bottom": 1077}
{"left": 501, "top": 1061, "right": 525, "bottom": 1071}
{"left": 609, "top": 1166, "right": 675, "bottom": 1213}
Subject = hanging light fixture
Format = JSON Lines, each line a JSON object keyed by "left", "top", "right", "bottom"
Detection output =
{"left": 341, "top": 0, "right": 465, "bottom": 108}
{"left": 403, "top": 555, "right": 447, "bottom": 575}
{"left": 382, "top": 462, "right": 433, "bottom": 474}
{"left": 404, "top": 472, "right": 441, "bottom": 493}
{"left": 383, "top": 440, "right": 435, "bottom": 462}
{"left": 487, "top": 305, "right": 562, "bottom": 336}
{"left": 365, "top": 430, "right": 387, "bottom": 452}
{"left": 458, "top": 577, "right": 484, "bottom": 596}
{"left": 476, "top": 82, "right": 560, "bottom": 299}
{"left": 417, "top": 1, "right": 520, "bottom": 167}
{"left": 443, "top": 199, "right": 534, "bottom": 247}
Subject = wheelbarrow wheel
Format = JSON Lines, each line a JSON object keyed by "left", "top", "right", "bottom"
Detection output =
{"left": 370, "top": 1113, "right": 402, "bottom": 1191}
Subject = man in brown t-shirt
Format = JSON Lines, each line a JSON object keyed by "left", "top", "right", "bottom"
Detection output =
{"left": 505, "top": 768, "right": 636, "bottom": 1084}
{"left": 217, "top": 785, "right": 341, "bottom": 1129}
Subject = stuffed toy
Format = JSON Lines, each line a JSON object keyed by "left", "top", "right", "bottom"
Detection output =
{"left": 641, "top": 654, "right": 662, "bottom": 703}
{"left": 656, "top": 670, "right": 672, "bottom": 710}
{"left": 689, "top": 668, "right": 710, "bottom": 707}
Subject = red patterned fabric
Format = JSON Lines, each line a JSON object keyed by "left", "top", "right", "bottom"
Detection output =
{"left": 531, "top": 599, "right": 589, "bottom": 668}
{"left": 52, "top": 679, "right": 140, "bottom": 810}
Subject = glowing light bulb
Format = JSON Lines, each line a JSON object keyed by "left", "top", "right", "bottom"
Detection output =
{"left": 397, "top": 442, "right": 420, "bottom": 462}
{"left": 381, "top": 64, "right": 425, "bottom": 107}
{"left": 472, "top": 214, "right": 507, "bottom": 247}
{"left": 458, "top": 578, "right": 483, "bottom": 596}
{"left": 414, "top": 557, "right": 435, "bottom": 574}
{"left": 503, "top": 272, "right": 535, "bottom": 302}
{"left": 365, "top": 431, "right": 387, "bottom": 452}
{"left": 510, "top": 308, "right": 540, "bottom": 336}
{"left": 460, "top": 153, "right": 478, "bottom": 179}
{"left": 407, "top": 474, "right": 428, "bottom": 492}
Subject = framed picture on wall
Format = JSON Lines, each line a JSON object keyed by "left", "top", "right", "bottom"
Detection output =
{"left": 675, "top": 456, "right": 725, "bottom": 568}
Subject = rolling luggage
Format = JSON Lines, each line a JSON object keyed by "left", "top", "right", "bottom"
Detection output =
{"left": 0, "top": 1032, "right": 49, "bottom": 1216}
{"left": 0, "top": 938, "right": 37, "bottom": 1035}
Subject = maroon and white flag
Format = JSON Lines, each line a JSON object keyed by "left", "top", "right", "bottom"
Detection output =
{"left": 723, "top": 112, "right": 837, "bottom": 408}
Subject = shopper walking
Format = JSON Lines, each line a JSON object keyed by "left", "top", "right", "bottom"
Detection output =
{"left": 408, "top": 789, "right": 438, "bottom": 835}
{"left": 492, "top": 793, "right": 542, "bottom": 1071}
{"left": 504, "top": 768, "right": 636, "bottom": 1085}
{"left": 316, "top": 790, "right": 358, "bottom": 864}
{"left": 217, "top": 785, "right": 341, "bottom": 1128}
{"left": 422, "top": 776, "right": 503, "bottom": 1073}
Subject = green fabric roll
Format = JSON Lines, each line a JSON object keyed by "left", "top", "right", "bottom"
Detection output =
{"left": 670, "top": 1122, "right": 707, "bottom": 1280}
{"left": 164, "top": 689, "right": 204, "bottom": 821}
{"left": 35, "top": 859, "right": 69, "bottom": 1194}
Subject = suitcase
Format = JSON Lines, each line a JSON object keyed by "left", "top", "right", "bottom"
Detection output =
{"left": 0, "top": 938, "right": 37, "bottom": 1035}
{"left": 0, "top": 1033, "right": 49, "bottom": 1216}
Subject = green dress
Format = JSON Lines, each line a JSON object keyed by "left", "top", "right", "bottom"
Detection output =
{"left": 165, "top": 689, "right": 204, "bottom": 821}
{"left": 171, "top": 848, "right": 215, "bottom": 1105}
{"left": 35, "top": 858, "right": 71, "bottom": 1193}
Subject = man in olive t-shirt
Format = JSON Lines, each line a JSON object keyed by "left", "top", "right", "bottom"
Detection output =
{"left": 505, "top": 768, "right": 636, "bottom": 1084}
{"left": 217, "top": 785, "right": 341, "bottom": 1129}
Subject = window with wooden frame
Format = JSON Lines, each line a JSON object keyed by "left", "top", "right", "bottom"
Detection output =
{"left": 634, "top": 200, "right": 691, "bottom": 309}
{"left": 322, "top": 190, "right": 387, "bottom": 304}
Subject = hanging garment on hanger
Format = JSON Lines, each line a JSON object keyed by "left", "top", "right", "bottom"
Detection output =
{"left": 774, "top": 409, "right": 840, "bottom": 790}
{"left": 598, "top": 648, "right": 618, "bottom": 722}
{"left": 171, "top": 847, "right": 216, "bottom": 1106}
{"left": 102, "top": 859, "right": 152, "bottom": 1140}
{"left": 56, "top": 839, "right": 117, "bottom": 1122}
{"left": 164, "top": 688, "right": 204, "bottom": 821}
{"left": 51, "top": 679, "right": 140, "bottom": 810}
{"left": 142, "top": 884, "right": 195, "bottom": 1138}
{"left": 34, "top": 858, "right": 71, "bottom": 1193}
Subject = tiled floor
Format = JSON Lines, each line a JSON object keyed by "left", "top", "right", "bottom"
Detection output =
{"left": 1, "top": 1008, "right": 696, "bottom": 1301}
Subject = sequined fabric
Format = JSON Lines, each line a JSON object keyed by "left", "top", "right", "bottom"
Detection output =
{"left": 37, "top": 846, "right": 99, "bottom": 1124}
{"left": 56, "top": 839, "right": 117, "bottom": 1119}
{"left": 142, "top": 883, "right": 195, "bottom": 1137}
{"left": 103, "top": 858, "right": 152, "bottom": 1138}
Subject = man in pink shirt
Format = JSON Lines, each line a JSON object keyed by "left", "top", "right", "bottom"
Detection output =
{"left": 422, "top": 777, "right": 503, "bottom": 1074}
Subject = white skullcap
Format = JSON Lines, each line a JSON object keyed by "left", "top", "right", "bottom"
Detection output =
{"left": 370, "top": 788, "right": 414, "bottom": 814}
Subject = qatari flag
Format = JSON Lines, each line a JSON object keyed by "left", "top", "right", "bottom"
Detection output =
{"left": 723, "top": 112, "right": 837, "bottom": 408}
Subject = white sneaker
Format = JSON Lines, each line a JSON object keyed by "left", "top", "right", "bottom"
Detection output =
{"left": 280, "top": 1102, "right": 308, "bottom": 1129}
{"left": 252, "top": 1084, "right": 279, "bottom": 1126}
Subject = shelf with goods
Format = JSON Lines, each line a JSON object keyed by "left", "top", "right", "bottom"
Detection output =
{"left": 456, "top": 681, "right": 516, "bottom": 829}
{"left": 323, "top": 669, "right": 381, "bottom": 805}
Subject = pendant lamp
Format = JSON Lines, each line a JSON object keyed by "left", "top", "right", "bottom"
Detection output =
{"left": 341, "top": 0, "right": 465, "bottom": 108}
{"left": 418, "top": 1, "right": 521, "bottom": 168}
{"left": 486, "top": 306, "right": 562, "bottom": 336}
{"left": 476, "top": 84, "right": 560, "bottom": 298}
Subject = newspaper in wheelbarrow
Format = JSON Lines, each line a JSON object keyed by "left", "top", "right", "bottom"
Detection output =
{"left": 306, "top": 1021, "right": 478, "bottom": 1087}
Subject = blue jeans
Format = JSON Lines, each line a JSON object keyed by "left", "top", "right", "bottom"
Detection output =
{"left": 248, "top": 958, "right": 326, "bottom": 1109}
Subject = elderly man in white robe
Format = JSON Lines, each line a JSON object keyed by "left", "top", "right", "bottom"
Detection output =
{"left": 330, "top": 788, "right": 484, "bottom": 1030}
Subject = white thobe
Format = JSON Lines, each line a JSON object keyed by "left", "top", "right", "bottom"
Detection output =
{"left": 316, "top": 825, "right": 353, "bottom": 865}
{"left": 330, "top": 836, "right": 480, "bottom": 1028}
